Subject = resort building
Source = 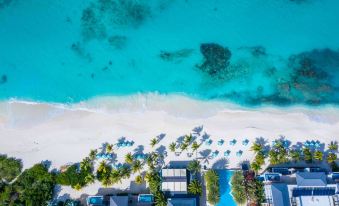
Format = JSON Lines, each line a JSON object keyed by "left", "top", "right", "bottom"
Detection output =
{"left": 161, "top": 166, "right": 198, "bottom": 206}
{"left": 263, "top": 170, "right": 339, "bottom": 206}
{"left": 161, "top": 168, "right": 188, "bottom": 195}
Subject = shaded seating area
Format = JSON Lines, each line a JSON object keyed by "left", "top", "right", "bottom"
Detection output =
{"left": 272, "top": 167, "right": 291, "bottom": 175}
{"left": 229, "top": 139, "right": 237, "bottom": 146}
{"left": 236, "top": 150, "right": 243, "bottom": 157}
{"left": 224, "top": 150, "right": 231, "bottom": 157}
{"left": 264, "top": 173, "right": 281, "bottom": 182}
{"left": 292, "top": 187, "right": 336, "bottom": 197}
{"left": 217, "top": 139, "right": 224, "bottom": 146}
{"left": 96, "top": 153, "right": 113, "bottom": 160}
{"left": 242, "top": 139, "right": 249, "bottom": 146}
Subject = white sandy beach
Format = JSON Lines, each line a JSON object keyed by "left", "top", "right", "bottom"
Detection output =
{"left": 0, "top": 94, "right": 338, "bottom": 198}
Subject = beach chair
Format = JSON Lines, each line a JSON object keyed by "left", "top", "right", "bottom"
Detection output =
{"left": 236, "top": 150, "right": 243, "bottom": 157}
{"left": 242, "top": 139, "right": 249, "bottom": 146}
{"left": 229, "top": 139, "right": 237, "bottom": 146}
{"left": 205, "top": 139, "right": 212, "bottom": 146}
{"left": 224, "top": 150, "right": 231, "bottom": 157}
{"left": 217, "top": 139, "right": 224, "bottom": 146}
{"left": 211, "top": 151, "right": 219, "bottom": 158}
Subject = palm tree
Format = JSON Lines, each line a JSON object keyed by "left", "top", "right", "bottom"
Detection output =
{"left": 328, "top": 141, "right": 338, "bottom": 151}
{"left": 303, "top": 148, "right": 313, "bottom": 163}
{"left": 327, "top": 153, "right": 337, "bottom": 164}
{"left": 150, "top": 138, "right": 158, "bottom": 148}
{"left": 80, "top": 157, "right": 92, "bottom": 171}
{"left": 314, "top": 150, "right": 323, "bottom": 161}
{"left": 251, "top": 161, "right": 261, "bottom": 174}
{"left": 132, "top": 160, "right": 142, "bottom": 173}
{"left": 251, "top": 142, "right": 263, "bottom": 153}
{"left": 187, "top": 160, "right": 201, "bottom": 175}
{"left": 135, "top": 175, "right": 143, "bottom": 185}
{"left": 85, "top": 173, "right": 95, "bottom": 184}
{"left": 255, "top": 152, "right": 265, "bottom": 166}
{"left": 125, "top": 152, "right": 134, "bottom": 164}
{"left": 106, "top": 144, "right": 113, "bottom": 153}
{"left": 97, "top": 161, "right": 109, "bottom": 173}
{"left": 192, "top": 141, "right": 200, "bottom": 153}
{"left": 289, "top": 150, "right": 301, "bottom": 162}
{"left": 89, "top": 149, "right": 97, "bottom": 160}
{"left": 169, "top": 142, "right": 176, "bottom": 152}
{"left": 188, "top": 179, "right": 202, "bottom": 195}
{"left": 180, "top": 143, "right": 189, "bottom": 151}
{"left": 154, "top": 191, "right": 167, "bottom": 206}
{"left": 231, "top": 171, "right": 247, "bottom": 205}
{"left": 184, "top": 134, "right": 193, "bottom": 145}
{"left": 110, "top": 169, "right": 122, "bottom": 184}
{"left": 119, "top": 166, "right": 131, "bottom": 179}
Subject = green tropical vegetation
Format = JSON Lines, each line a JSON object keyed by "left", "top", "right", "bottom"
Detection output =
{"left": 328, "top": 141, "right": 338, "bottom": 151}
{"left": 204, "top": 170, "right": 220, "bottom": 205}
{"left": 125, "top": 152, "right": 134, "bottom": 164}
{"left": 188, "top": 179, "right": 202, "bottom": 196}
{"left": 145, "top": 169, "right": 167, "bottom": 206}
{"left": 327, "top": 153, "right": 337, "bottom": 164}
{"left": 289, "top": 150, "right": 301, "bottom": 162}
{"left": 0, "top": 154, "right": 22, "bottom": 183}
{"left": 184, "top": 134, "right": 193, "bottom": 145}
{"left": 303, "top": 148, "right": 313, "bottom": 163}
{"left": 150, "top": 138, "right": 158, "bottom": 148}
{"left": 180, "top": 143, "right": 189, "bottom": 151}
{"left": 187, "top": 160, "right": 201, "bottom": 175}
{"left": 268, "top": 141, "right": 288, "bottom": 165}
{"left": 0, "top": 163, "right": 55, "bottom": 205}
{"left": 231, "top": 171, "right": 247, "bottom": 205}
{"left": 56, "top": 157, "right": 94, "bottom": 190}
{"left": 169, "top": 142, "right": 176, "bottom": 152}
{"left": 314, "top": 150, "right": 323, "bottom": 161}
{"left": 135, "top": 175, "right": 143, "bottom": 185}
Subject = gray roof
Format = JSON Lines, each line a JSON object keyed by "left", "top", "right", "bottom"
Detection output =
{"left": 167, "top": 198, "right": 197, "bottom": 206}
{"left": 110, "top": 196, "right": 128, "bottom": 206}
{"left": 271, "top": 184, "right": 291, "bottom": 206}
{"left": 296, "top": 172, "right": 327, "bottom": 187}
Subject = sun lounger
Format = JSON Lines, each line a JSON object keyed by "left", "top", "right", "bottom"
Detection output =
{"left": 236, "top": 150, "right": 243, "bottom": 157}
{"left": 229, "top": 139, "right": 237, "bottom": 146}
{"left": 217, "top": 139, "right": 224, "bottom": 146}
{"left": 224, "top": 150, "right": 231, "bottom": 157}
{"left": 242, "top": 139, "right": 249, "bottom": 146}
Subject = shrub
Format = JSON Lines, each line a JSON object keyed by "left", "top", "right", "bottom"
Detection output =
{"left": 231, "top": 171, "right": 246, "bottom": 205}
{"left": 205, "top": 170, "right": 220, "bottom": 205}
{"left": 0, "top": 154, "right": 22, "bottom": 182}
{"left": 188, "top": 179, "right": 202, "bottom": 196}
{"left": 14, "top": 163, "right": 55, "bottom": 205}
{"left": 56, "top": 157, "right": 94, "bottom": 189}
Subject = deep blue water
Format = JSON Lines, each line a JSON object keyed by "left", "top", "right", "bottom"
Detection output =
{"left": 1, "top": 0, "right": 339, "bottom": 105}
{"left": 217, "top": 170, "right": 236, "bottom": 206}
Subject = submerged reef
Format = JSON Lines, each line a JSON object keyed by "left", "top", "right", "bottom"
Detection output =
{"left": 200, "top": 47, "right": 339, "bottom": 106}
{"left": 108, "top": 35, "right": 127, "bottom": 49}
{"left": 81, "top": 0, "right": 151, "bottom": 41}
{"left": 81, "top": 5, "right": 107, "bottom": 41}
{"left": 0, "top": 74, "right": 7, "bottom": 84}
{"left": 198, "top": 43, "right": 232, "bottom": 78}
{"left": 0, "top": 0, "right": 12, "bottom": 9}
{"left": 160, "top": 49, "right": 194, "bottom": 62}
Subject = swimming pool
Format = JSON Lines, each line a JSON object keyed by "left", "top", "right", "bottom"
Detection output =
{"left": 216, "top": 170, "right": 237, "bottom": 206}
{"left": 138, "top": 194, "right": 154, "bottom": 203}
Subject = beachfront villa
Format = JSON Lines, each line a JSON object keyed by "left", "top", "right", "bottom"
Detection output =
{"left": 87, "top": 194, "right": 154, "bottom": 206}
{"left": 161, "top": 168, "right": 198, "bottom": 206}
{"left": 263, "top": 170, "right": 339, "bottom": 206}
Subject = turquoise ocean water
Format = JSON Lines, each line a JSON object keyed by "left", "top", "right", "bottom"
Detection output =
{"left": 1, "top": 0, "right": 339, "bottom": 105}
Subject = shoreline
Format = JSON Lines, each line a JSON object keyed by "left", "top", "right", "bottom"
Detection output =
{"left": 0, "top": 94, "right": 338, "bottom": 198}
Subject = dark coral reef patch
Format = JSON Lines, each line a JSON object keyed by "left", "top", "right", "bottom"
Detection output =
{"left": 198, "top": 43, "right": 232, "bottom": 78}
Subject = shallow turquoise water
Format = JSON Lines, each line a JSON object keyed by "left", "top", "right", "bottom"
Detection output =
{"left": 217, "top": 170, "right": 236, "bottom": 206}
{"left": 1, "top": 0, "right": 339, "bottom": 105}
